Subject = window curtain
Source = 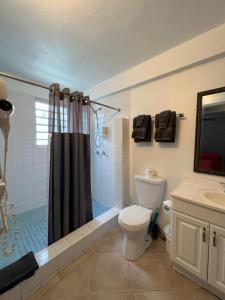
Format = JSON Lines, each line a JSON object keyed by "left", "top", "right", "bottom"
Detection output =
{"left": 48, "top": 84, "right": 93, "bottom": 245}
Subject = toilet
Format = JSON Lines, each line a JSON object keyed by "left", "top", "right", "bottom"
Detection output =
{"left": 118, "top": 175, "right": 165, "bottom": 260}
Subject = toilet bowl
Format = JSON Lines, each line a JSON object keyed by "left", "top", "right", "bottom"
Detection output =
{"left": 118, "top": 205, "right": 152, "bottom": 260}
{"left": 119, "top": 175, "right": 165, "bottom": 260}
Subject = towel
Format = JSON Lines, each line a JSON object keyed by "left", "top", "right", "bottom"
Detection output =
{"left": 132, "top": 115, "right": 151, "bottom": 143}
{"left": 0, "top": 252, "right": 39, "bottom": 294}
{"left": 154, "top": 110, "right": 176, "bottom": 142}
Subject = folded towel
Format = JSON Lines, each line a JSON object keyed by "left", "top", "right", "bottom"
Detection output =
{"left": 154, "top": 110, "right": 176, "bottom": 142}
{"left": 135, "top": 115, "right": 145, "bottom": 127}
{"left": 157, "top": 110, "right": 170, "bottom": 129}
{"left": 0, "top": 252, "right": 39, "bottom": 294}
{"left": 132, "top": 115, "right": 151, "bottom": 143}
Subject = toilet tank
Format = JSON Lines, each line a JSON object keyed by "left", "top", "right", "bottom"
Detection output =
{"left": 135, "top": 175, "right": 165, "bottom": 209}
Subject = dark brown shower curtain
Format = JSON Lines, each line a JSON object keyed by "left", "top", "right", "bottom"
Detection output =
{"left": 48, "top": 84, "right": 93, "bottom": 245}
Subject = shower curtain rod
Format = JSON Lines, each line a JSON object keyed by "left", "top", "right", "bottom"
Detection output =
{"left": 0, "top": 71, "right": 121, "bottom": 112}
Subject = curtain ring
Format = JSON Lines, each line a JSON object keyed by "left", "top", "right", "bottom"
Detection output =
{"left": 83, "top": 96, "right": 90, "bottom": 105}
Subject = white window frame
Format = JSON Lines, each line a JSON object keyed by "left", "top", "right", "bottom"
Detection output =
{"left": 35, "top": 100, "right": 49, "bottom": 146}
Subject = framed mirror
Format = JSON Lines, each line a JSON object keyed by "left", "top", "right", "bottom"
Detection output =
{"left": 194, "top": 86, "right": 225, "bottom": 176}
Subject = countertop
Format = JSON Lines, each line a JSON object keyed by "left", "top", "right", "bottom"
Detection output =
{"left": 170, "top": 180, "right": 225, "bottom": 214}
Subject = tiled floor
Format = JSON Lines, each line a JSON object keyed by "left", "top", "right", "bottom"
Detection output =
{"left": 28, "top": 229, "right": 220, "bottom": 300}
{"left": 0, "top": 206, "right": 48, "bottom": 268}
{"left": 92, "top": 200, "right": 110, "bottom": 218}
{"left": 0, "top": 201, "right": 109, "bottom": 268}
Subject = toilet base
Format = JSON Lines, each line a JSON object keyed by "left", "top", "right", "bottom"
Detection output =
{"left": 122, "top": 232, "right": 152, "bottom": 261}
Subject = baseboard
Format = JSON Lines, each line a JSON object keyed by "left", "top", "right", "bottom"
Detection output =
{"left": 173, "top": 262, "right": 225, "bottom": 300}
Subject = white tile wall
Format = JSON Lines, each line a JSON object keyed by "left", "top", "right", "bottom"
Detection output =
{"left": 90, "top": 91, "right": 130, "bottom": 210}
{"left": 0, "top": 89, "right": 49, "bottom": 214}
{"left": 113, "top": 117, "right": 130, "bottom": 209}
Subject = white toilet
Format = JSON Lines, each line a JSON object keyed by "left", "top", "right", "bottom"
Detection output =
{"left": 118, "top": 175, "right": 165, "bottom": 260}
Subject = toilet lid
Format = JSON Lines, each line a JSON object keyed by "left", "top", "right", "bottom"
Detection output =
{"left": 119, "top": 205, "right": 152, "bottom": 227}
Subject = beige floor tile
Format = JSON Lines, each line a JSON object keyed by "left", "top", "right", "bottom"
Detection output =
{"left": 87, "top": 230, "right": 123, "bottom": 254}
{"left": 27, "top": 290, "right": 43, "bottom": 300}
{"left": 29, "top": 232, "right": 221, "bottom": 300}
{"left": 45, "top": 253, "right": 95, "bottom": 295}
{"left": 133, "top": 290, "right": 180, "bottom": 300}
{"left": 69, "top": 295, "right": 88, "bottom": 300}
{"left": 85, "top": 239, "right": 106, "bottom": 254}
{"left": 87, "top": 291, "right": 133, "bottom": 300}
{"left": 169, "top": 268, "right": 200, "bottom": 290}
{"left": 29, "top": 295, "right": 64, "bottom": 300}
{"left": 38, "top": 276, "right": 61, "bottom": 295}
{"left": 177, "top": 288, "right": 220, "bottom": 300}
{"left": 89, "top": 252, "right": 131, "bottom": 292}
{"left": 130, "top": 251, "right": 174, "bottom": 291}
{"left": 148, "top": 238, "right": 166, "bottom": 253}
{"left": 102, "top": 229, "right": 123, "bottom": 252}
{"left": 29, "top": 293, "right": 87, "bottom": 300}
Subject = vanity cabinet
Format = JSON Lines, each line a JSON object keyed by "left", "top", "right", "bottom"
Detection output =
{"left": 170, "top": 179, "right": 225, "bottom": 298}
{"left": 172, "top": 211, "right": 225, "bottom": 295}
{"left": 208, "top": 225, "right": 225, "bottom": 293}
{"left": 171, "top": 211, "right": 209, "bottom": 280}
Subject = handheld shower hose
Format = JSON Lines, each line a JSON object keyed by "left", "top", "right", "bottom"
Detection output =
{"left": 90, "top": 104, "right": 103, "bottom": 148}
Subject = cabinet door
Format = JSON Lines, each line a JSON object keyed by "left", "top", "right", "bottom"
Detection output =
{"left": 171, "top": 211, "right": 209, "bottom": 280}
{"left": 208, "top": 225, "right": 225, "bottom": 293}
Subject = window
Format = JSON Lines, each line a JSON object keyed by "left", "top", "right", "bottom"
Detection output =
{"left": 35, "top": 101, "right": 49, "bottom": 146}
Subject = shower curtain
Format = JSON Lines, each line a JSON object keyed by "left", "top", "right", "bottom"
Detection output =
{"left": 48, "top": 84, "right": 93, "bottom": 245}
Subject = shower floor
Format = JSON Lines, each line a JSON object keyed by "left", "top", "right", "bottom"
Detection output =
{"left": 92, "top": 199, "right": 110, "bottom": 218}
{"left": 0, "top": 200, "right": 110, "bottom": 268}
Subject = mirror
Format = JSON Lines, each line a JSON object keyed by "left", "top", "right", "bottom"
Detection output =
{"left": 194, "top": 86, "right": 225, "bottom": 176}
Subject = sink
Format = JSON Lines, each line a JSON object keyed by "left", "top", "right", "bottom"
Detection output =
{"left": 201, "top": 190, "right": 225, "bottom": 206}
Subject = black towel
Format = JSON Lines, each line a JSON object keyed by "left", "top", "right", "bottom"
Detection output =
{"left": 132, "top": 115, "right": 151, "bottom": 143}
{"left": 154, "top": 110, "right": 176, "bottom": 142}
{"left": 0, "top": 252, "right": 39, "bottom": 294}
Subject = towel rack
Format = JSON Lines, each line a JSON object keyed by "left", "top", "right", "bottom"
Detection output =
{"left": 151, "top": 112, "right": 184, "bottom": 120}
{"left": 132, "top": 113, "right": 184, "bottom": 120}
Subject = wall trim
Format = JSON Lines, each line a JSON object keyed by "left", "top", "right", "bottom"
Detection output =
{"left": 87, "top": 23, "right": 225, "bottom": 100}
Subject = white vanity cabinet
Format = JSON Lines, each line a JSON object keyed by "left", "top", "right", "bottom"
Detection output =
{"left": 171, "top": 208, "right": 225, "bottom": 297}
{"left": 169, "top": 180, "right": 225, "bottom": 298}
{"left": 208, "top": 225, "right": 225, "bottom": 293}
{"left": 171, "top": 211, "right": 209, "bottom": 281}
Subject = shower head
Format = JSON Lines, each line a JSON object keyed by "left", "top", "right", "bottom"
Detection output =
{"left": 0, "top": 79, "right": 14, "bottom": 138}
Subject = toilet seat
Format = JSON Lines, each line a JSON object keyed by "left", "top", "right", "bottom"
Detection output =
{"left": 119, "top": 205, "right": 152, "bottom": 230}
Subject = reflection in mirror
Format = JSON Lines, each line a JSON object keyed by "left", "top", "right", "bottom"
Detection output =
{"left": 194, "top": 87, "right": 225, "bottom": 176}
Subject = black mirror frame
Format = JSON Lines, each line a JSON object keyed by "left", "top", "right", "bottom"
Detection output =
{"left": 194, "top": 86, "right": 225, "bottom": 176}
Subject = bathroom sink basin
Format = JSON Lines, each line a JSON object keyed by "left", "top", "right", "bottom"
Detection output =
{"left": 201, "top": 190, "right": 225, "bottom": 206}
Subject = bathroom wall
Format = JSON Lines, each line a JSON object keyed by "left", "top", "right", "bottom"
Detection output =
{"left": 87, "top": 22, "right": 225, "bottom": 228}
{"left": 90, "top": 90, "right": 130, "bottom": 210}
{"left": 0, "top": 77, "right": 130, "bottom": 216}
{"left": 0, "top": 84, "right": 49, "bottom": 214}
{"left": 129, "top": 55, "right": 225, "bottom": 227}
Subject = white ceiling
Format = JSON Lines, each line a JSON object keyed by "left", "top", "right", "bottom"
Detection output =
{"left": 0, "top": 0, "right": 225, "bottom": 90}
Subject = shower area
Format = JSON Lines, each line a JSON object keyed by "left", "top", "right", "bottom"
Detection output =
{"left": 0, "top": 84, "right": 129, "bottom": 268}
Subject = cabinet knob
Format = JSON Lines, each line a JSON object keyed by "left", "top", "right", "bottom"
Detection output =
{"left": 202, "top": 227, "right": 206, "bottom": 242}
{"left": 213, "top": 231, "right": 217, "bottom": 247}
